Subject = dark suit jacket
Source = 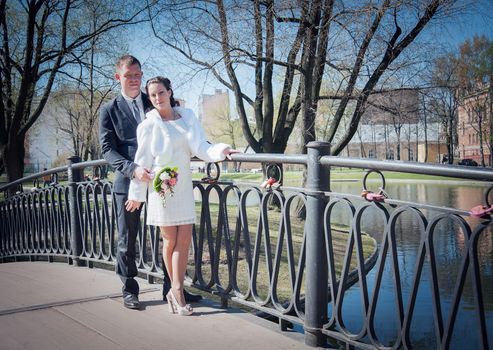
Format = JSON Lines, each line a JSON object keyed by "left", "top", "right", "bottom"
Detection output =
{"left": 99, "top": 92, "right": 152, "bottom": 194}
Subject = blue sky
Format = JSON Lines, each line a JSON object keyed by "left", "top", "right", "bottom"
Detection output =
{"left": 128, "top": 2, "right": 493, "bottom": 116}
{"left": 434, "top": 2, "right": 492, "bottom": 48}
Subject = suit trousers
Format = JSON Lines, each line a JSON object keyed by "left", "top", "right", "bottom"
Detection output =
{"left": 114, "top": 192, "right": 141, "bottom": 296}
{"left": 114, "top": 192, "right": 173, "bottom": 297}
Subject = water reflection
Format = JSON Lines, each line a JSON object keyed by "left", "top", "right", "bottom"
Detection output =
{"left": 331, "top": 181, "right": 493, "bottom": 349}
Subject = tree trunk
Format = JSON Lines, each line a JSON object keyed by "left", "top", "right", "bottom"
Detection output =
{"left": 447, "top": 115, "right": 454, "bottom": 164}
{"left": 415, "top": 123, "right": 419, "bottom": 162}
{"left": 4, "top": 136, "right": 26, "bottom": 194}
{"left": 479, "top": 114, "right": 485, "bottom": 167}
{"left": 489, "top": 75, "right": 493, "bottom": 167}
{"left": 424, "top": 105, "right": 428, "bottom": 162}
{"left": 395, "top": 127, "right": 401, "bottom": 160}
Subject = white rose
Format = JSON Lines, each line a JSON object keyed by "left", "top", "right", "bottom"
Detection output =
{"left": 160, "top": 172, "right": 170, "bottom": 181}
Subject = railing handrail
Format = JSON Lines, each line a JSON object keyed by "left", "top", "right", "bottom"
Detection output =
{"left": 320, "top": 156, "right": 493, "bottom": 181}
{"left": 3, "top": 153, "right": 493, "bottom": 193}
{"left": 0, "top": 159, "right": 108, "bottom": 193}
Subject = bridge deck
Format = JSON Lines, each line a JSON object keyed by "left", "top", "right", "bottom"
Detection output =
{"left": 0, "top": 262, "right": 314, "bottom": 350}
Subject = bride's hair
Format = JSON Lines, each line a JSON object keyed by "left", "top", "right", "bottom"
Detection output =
{"left": 145, "top": 76, "right": 178, "bottom": 107}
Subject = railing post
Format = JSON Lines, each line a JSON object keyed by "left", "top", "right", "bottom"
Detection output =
{"left": 304, "top": 141, "right": 330, "bottom": 347}
{"left": 68, "top": 155, "right": 84, "bottom": 266}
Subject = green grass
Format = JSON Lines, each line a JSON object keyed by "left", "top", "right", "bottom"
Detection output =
{"left": 193, "top": 169, "right": 472, "bottom": 188}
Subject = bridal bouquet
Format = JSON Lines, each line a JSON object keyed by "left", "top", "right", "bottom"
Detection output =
{"left": 153, "top": 167, "right": 179, "bottom": 207}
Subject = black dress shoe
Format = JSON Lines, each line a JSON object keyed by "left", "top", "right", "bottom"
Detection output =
{"left": 162, "top": 283, "right": 171, "bottom": 298}
{"left": 184, "top": 289, "right": 202, "bottom": 303}
{"left": 123, "top": 294, "right": 140, "bottom": 309}
{"left": 162, "top": 287, "right": 202, "bottom": 302}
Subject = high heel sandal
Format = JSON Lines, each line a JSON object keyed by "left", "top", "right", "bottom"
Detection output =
{"left": 169, "top": 290, "right": 193, "bottom": 316}
{"left": 166, "top": 291, "right": 176, "bottom": 314}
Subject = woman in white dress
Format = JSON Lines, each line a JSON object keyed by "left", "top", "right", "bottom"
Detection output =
{"left": 126, "top": 76, "right": 235, "bottom": 315}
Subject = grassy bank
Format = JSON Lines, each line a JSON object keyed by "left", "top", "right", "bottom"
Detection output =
{"left": 192, "top": 168, "right": 471, "bottom": 187}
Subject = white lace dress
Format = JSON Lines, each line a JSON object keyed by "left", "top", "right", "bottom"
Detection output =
{"left": 128, "top": 107, "right": 230, "bottom": 226}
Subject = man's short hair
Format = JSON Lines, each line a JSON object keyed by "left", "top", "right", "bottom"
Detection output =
{"left": 115, "top": 55, "right": 141, "bottom": 72}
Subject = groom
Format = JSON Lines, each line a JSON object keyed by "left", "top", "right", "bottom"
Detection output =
{"left": 99, "top": 55, "right": 202, "bottom": 309}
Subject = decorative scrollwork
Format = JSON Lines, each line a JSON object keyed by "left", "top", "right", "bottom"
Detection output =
{"left": 201, "top": 162, "right": 221, "bottom": 184}
{"left": 266, "top": 163, "right": 283, "bottom": 184}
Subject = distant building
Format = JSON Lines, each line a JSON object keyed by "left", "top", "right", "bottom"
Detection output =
{"left": 457, "top": 88, "right": 492, "bottom": 166}
{"left": 26, "top": 103, "right": 72, "bottom": 173}
{"left": 198, "top": 89, "right": 230, "bottom": 140}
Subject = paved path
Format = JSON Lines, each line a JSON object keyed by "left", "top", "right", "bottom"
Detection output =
{"left": 0, "top": 262, "right": 315, "bottom": 350}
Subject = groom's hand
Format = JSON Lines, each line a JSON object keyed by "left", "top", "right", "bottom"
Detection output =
{"left": 134, "top": 166, "right": 153, "bottom": 182}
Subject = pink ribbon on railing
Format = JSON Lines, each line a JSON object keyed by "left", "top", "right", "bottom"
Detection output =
{"left": 469, "top": 204, "right": 493, "bottom": 218}
{"left": 361, "top": 190, "right": 387, "bottom": 202}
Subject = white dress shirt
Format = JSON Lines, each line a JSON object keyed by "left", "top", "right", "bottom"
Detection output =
{"left": 121, "top": 91, "right": 144, "bottom": 122}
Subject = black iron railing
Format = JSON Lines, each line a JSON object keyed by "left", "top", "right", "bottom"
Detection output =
{"left": 1, "top": 141, "right": 492, "bottom": 349}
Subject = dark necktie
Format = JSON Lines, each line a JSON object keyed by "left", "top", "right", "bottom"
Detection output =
{"left": 132, "top": 99, "right": 141, "bottom": 123}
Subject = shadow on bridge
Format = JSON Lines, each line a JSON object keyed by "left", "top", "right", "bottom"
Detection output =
{"left": 0, "top": 261, "right": 312, "bottom": 350}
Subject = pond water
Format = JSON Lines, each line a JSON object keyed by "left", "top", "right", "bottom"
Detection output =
{"left": 327, "top": 181, "right": 493, "bottom": 349}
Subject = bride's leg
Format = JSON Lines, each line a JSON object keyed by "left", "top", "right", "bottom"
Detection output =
{"left": 160, "top": 226, "right": 178, "bottom": 285}
{"left": 171, "top": 224, "right": 193, "bottom": 306}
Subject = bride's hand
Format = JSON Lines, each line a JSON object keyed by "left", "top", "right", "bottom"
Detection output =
{"left": 224, "top": 148, "right": 240, "bottom": 160}
{"left": 125, "top": 199, "right": 142, "bottom": 212}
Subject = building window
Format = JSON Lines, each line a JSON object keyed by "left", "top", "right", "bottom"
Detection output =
{"left": 409, "top": 149, "right": 414, "bottom": 161}
{"left": 368, "top": 149, "right": 375, "bottom": 158}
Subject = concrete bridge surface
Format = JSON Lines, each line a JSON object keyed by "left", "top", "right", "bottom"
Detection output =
{"left": 0, "top": 262, "right": 315, "bottom": 350}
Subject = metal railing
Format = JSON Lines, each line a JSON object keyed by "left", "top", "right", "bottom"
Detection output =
{"left": 1, "top": 141, "right": 492, "bottom": 349}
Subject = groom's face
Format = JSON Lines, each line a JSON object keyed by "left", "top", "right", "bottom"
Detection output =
{"left": 115, "top": 63, "right": 143, "bottom": 98}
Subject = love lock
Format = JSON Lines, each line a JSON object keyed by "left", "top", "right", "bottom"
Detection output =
{"left": 260, "top": 177, "right": 280, "bottom": 190}
{"left": 201, "top": 162, "right": 220, "bottom": 184}
{"left": 201, "top": 176, "right": 218, "bottom": 185}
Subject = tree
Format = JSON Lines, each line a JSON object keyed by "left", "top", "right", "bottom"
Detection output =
{"left": 362, "top": 89, "right": 420, "bottom": 160}
{"left": 419, "top": 92, "right": 430, "bottom": 162}
{"left": 428, "top": 53, "right": 460, "bottom": 164}
{"left": 50, "top": 0, "right": 125, "bottom": 161}
{"left": 456, "top": 35, "right": 493, "bottom": 96}
{"left": 0, "top": 0, "right": 148, "bottom": 184}
{"left": 148, "top": 0, "right": 453, "bottom": 157}
{"left": 51, "top": 87, "right": 113, "bottom": 160}
{"left": 204, "top": 103, "right": 245, "bottom": 171}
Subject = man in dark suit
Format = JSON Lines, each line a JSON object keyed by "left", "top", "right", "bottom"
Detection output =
{"left": 99, "top": 55, "right": 201, "bottom": 309}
